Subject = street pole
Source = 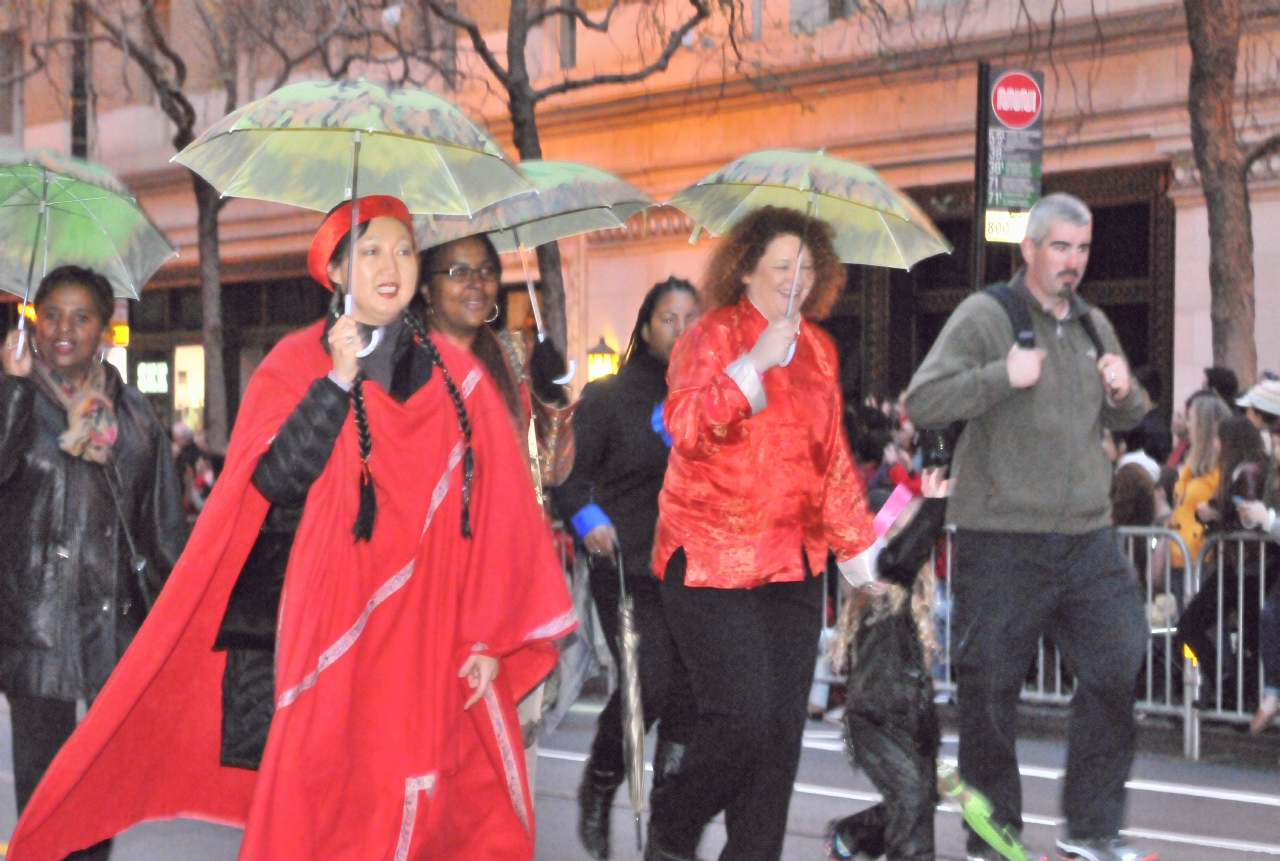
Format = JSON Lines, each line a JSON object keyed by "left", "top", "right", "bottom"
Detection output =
{"left": 70, "top": 1, "right": 89, "bottom": 159}
{"left": 971, "top": 60, "right": 990, "bottom": 293}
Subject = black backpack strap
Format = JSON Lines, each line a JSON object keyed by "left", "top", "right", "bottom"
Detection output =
{"left": 1075, "top": 305, "right": 1108, "bottom": 358}
{"left": 985, "top": 282, "right": 1036, "bottom": 349}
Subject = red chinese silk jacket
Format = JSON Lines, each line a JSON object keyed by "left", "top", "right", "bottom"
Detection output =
{"left": 653, "top": 298, "right": 875, "bottom": 589}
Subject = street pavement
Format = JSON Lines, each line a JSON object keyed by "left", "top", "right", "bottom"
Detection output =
{"left": 0, "top": 696, "right": 1276, "bottom": 860}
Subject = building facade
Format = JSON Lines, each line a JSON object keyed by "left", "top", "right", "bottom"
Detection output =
{"left": 3, "top": 0, "right": 1278, "bottom": 433}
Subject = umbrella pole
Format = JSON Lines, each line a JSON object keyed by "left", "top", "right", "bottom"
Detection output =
{"left": 15, "top": 173, "right": 50, "bottom": 359}
{"left": 343, "top": 131, "right": 363, "bottom": 316}
{"left": 517, "top": 236, "right": 547, "bottom": 343}
{"left": 779, "top": 190, "right": 817, "bottom": 367}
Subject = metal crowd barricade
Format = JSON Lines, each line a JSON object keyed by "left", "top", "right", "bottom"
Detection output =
{"left": 1189, "top": 531, "right": 1280, "bottom": 738}
{"left": 1117, "top": 526, "right": 1199, "bottom": 759}
{"left": 819, "top": 525, "right": 1208, "bottom": 759}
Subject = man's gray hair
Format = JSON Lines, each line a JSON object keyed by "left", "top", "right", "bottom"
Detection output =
{"left": 1025, "top": 193, "right": 1092, "bottom": 244}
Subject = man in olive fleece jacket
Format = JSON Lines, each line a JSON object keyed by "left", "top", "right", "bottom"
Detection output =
{"left": 904, "top": 194, "right": 1155, "bottom": 861}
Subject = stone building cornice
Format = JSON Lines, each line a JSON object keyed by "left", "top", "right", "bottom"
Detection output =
{"left": 489, "top": 1, "right": 1269, "bottom": 142}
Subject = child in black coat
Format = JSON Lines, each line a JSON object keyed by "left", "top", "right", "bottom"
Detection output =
{"left": 827, "top": 469, "right": 949, "bottom": 861}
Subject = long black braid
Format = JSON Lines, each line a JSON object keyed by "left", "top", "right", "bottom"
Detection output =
{"left": 402, "top": 310, "right": 475, "bottom": 538}
{"left": 350, "top": 370, "right": 377, "bottom": 541}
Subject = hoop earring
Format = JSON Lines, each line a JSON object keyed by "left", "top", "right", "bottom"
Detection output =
{"left": 485, "top": 304, "right": 499, "bottom": 324}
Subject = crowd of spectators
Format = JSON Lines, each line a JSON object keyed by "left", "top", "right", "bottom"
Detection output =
{"left": 1098, "top": 366, "right": 1280, "bottom": 731}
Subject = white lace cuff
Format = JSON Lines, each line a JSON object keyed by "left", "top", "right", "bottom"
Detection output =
{"left": 838, "top": 541, "right": 882, "bottom": 587}
{"left": 725, "top": 354, "right": 766, "bottom": 415}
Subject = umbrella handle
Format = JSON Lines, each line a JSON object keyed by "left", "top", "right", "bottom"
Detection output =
{"left": 552, "top": 359, "right": 576, "bottom": 387}
{"left": 615, "top": 539, "right": 625, "bottom": 594}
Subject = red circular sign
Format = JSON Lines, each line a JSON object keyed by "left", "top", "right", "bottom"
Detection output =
{"left": 991, "top": 71, "right": 1041, "bottom": 129}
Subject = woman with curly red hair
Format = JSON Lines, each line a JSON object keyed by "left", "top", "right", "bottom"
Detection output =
{"left": 646, "top": 206, "right": 875, "bottom": 861}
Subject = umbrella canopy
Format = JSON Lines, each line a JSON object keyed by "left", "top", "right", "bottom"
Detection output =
{"left": 666, "top": 148, "right": 951, "bottom": 270}
{"left": 615, "top": 550, "right": 647, "bottom": 851}
{"left": 416, "top": 159, "right": 649, "bottom": 351}
{"left": 414, "top": 159, "right": 652, "bottom": 252}
{"left": 174, "top": 78, "right": 529, "bottom": 216}
{"left": 0, "top": 148, "right": 176, "bottom": 302}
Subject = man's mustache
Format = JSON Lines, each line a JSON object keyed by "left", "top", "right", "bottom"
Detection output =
{"left": 1056, "top": 269, "right": 1080, "bottom": 280}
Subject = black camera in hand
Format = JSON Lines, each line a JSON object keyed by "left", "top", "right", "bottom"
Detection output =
{"left": 916, "top": 421, "right": 963, "bottom": 470}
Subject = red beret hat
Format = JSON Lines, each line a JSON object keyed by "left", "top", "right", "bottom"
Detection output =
{"left": 307, "top": 195, "right": 414, "bottom": 290}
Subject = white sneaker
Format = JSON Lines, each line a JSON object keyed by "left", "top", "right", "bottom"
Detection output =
{"left": 1055, "top": 836, "right": 1159, "bottom": 861}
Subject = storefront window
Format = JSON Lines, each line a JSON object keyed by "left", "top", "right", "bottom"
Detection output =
{"left": 173, "top": 344, "right": 205, "bottom": 431}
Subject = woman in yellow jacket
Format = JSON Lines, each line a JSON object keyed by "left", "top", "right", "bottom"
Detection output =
{"left": 1170, "top": 392, "right": 1232, "bottom": 569}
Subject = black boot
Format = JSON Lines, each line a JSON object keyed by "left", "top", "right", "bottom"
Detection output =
{"left": 643, "top": 834, "right": 697, "bottom": 861}
{"left": 578, "top": 759, "right": 625, "bottom": 860}
{"left": 650, "top": 739, "right": 687, "bottom": 795}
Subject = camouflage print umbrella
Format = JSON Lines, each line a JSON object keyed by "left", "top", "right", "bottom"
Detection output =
{"left": 174, "top": 78, "right": 532, "bottom": 311}
{"left": 0, "top": 148, "right": 176, "bottom": 354}
{"left": 416, "top": 159, "right": 652, "bottom": 345}
{"left": 615, "top": 548, "right": 647, "bottom": 851}
{"left": 668, "top": 148, "right": 952, "bottom": 364}
{"left": 666, "top": 148, "right": 951, "bottom": 270}
{"left": 174, "top": 78, "right": 530, "bottom": 217}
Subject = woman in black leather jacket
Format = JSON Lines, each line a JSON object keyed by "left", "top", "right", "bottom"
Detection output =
{"left": 0, "top": 265, "right": 185, "bottom": 857}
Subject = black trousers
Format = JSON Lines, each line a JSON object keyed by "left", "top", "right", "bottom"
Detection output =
{"left": 649, "top": 549, "right": 823, "bottom": 861}
{"left": 831, "top": 715, "right": 936, "bottom": 861}
{"left": 9, "top": 695, "right": 113, "bottom": 861}
{"left": 952, "top": 528, "right": 1148, "bottom": 849}
{"left": 587, "top": 556, "right": 695, "bottom": 772}
{"left": 1175, "top": 565, "right": 1279, "bottom": 707}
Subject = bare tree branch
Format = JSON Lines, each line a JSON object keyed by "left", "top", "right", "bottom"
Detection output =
{"left": 418, "top": 0, "right": 511, "bottom": 87}
{"left": 89, "top": 5, "right": 197, "bottom": 144}
{"left": 1243, "top": 132, "right": 1280, "bottom": 173}
{"left": 533, "top": 0, "right": 711, "bottom": 101}
{"left": 139, "top": 0, "right": 188, "bottom": 92}
{"left": 527, "top": 0, "right": 621, "bottom": 33}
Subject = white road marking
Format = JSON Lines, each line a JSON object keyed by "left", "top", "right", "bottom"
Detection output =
{"left": 802, "top": 742, "right": 1280, "bottom": 807}
{"left": 1124, "top": 779, "right": 1280, "bottom": 807}
{"left": 538, "top": 750, "right": 1280, "bottom": 854}
{"left": 1120, "top": 827, "right": 1280, "bottom": 855}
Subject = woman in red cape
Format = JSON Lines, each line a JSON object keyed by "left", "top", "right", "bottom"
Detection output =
{"left": 7, "top": 197, "right": 575, "bottom": 861}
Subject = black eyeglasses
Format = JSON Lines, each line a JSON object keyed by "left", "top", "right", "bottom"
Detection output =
{"left": 432, "top": 263, "right": 500, "bottom": 284}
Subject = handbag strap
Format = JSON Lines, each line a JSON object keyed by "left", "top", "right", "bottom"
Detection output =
{"left": 101, "top": 460, "right": 153, "bottom": 603}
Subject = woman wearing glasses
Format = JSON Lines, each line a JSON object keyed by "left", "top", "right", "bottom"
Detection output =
{"left": 418, "top": 234, "right": 573, "bottom": 780}
{"left": 419, "top": 236, "right": 569, "bottom": 440}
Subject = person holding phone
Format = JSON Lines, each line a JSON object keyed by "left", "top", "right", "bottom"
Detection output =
{"left": 7, "top": 196, "right": 575, "bottom": 861}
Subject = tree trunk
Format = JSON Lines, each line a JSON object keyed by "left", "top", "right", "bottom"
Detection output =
{"left": 1185, "top": 0, "right": 1257, "bottom": 387}
{"left": 506, "top": 0, "right": 569, "bottom": 354}
{"left": 193, "top": 176, "right": 229, "bottom": 452}
{"left": 508, "top": 99, "right": 569, "bottom": 354}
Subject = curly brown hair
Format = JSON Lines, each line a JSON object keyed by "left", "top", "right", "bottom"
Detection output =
{"left": 700, "top": 206, "right": 845, "bottom": 321}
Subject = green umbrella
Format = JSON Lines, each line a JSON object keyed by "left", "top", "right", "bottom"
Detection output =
{"left": 0, "top": 148, "right": 176, "bottom": 354}
{"left": 416, "top": 159, "right": 652, "bottom": 345}
{"left": 174, "top": 78, "right": 529, "bottom": 218}
{"left": 666, "top": 148, "right": 951, "bottom": 270}
{"left": 667, "top": 148, "right": 951, "bottom": 362}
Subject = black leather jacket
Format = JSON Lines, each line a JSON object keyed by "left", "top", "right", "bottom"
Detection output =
{"left": 0, "top": 368, "right": 185, "bottom": 700}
